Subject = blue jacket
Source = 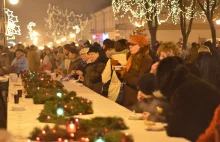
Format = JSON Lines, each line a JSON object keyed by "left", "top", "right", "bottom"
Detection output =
{"left": 11, "top": 55, "right": 28, "bottom": 73}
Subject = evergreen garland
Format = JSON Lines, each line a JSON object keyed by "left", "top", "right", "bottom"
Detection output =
{"left": 21, "top": 71, "right": 133, "bottom": 142}
{"left": 37, "top": 92, "right": 93, "bottom": 123}
{"left": 28, "top": 117, "right": 133, "bottom": 142}
{"left": 21, "top": 71, "right": 93, "bottom": 122}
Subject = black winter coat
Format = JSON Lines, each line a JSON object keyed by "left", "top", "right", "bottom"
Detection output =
{"left": 156, "top": 57, "right": 220, "bottom": 142}
{"left": 84, "top": 57, "right": 106, "bottom": 94}
{"left": 195, "top": 52, "right": 220, "bottom": 89}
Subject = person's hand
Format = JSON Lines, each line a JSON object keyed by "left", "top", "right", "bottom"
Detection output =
{"left": 150, "top": 62, "right": 159, "bottom": 75}
{"left": 76, "top": 70, "right": 83, "bottom": 76}
{"left": 137, "top": 91, "right": 153, "bottom": 101}
{"left": 111, "top": 59, "right": 120, "bottom": 66}
{"left": 78, "top": 75, "right": 84, "bottom": 82}
{"left": 71, "top": 70, "right": 76, "bottom": 75}
{"left": 142, "top": 112, "right": 150, "bottom": 120}
{"left": 115, "top": 66, "right": 126, "bottom": 77}
{"left": 86, "top": 59, "right": 92, "bottom": 64}
{"left": 137, "top": 91, "right": 146, "bottom": 101}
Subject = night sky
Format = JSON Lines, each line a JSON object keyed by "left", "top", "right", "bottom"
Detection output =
{"left": 7, "top": 0, "right": 111, "bottom": 44}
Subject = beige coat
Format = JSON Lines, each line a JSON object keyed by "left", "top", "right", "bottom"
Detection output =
{"left": 102, "top": 53, "right": 127, "bottom": 101}
{"left": 27, "top": 50, "right": 40, "bottom": 72}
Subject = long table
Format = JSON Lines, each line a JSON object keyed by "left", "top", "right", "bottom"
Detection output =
{"left": 7, "top": 78, "right": 188, "bottom": 142}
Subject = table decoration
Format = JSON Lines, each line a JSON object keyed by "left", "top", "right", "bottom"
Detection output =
{"left": 28, "top": 117, "right": 133, "bottom": 142}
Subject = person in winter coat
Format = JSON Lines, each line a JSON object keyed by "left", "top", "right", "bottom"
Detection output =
{"left": 41, "top": 47, "right": 57, "bottom": 72}
{"left": 204, "top": 41, "right": 220, "bottom": 66}
{"left": 11, "top": 49, "right": 28, "bottom": 73}
{"left": 195, "top": 45, "right": 220, "bottom": 90}
{"left": 71, "top": 48, "right": 90, "bottom": 78}
{"left": 137, "top": 42, "right": 180, "bottom": 102}
{"left": 0, "top": 47, "right": 10, "bottom": 74}
{"left": 60, "top": 44, "right": 71, "bottom": 70}
{"left": 102, "top": 39, "right": 129, "bottom": 102}
{"left": 187, "top": 42, "right": 198, "bottom": 63}
{"left": 0, "top": 91, "right": 6, "bottom": 128}
{"left": 27, "top": 45, "right": 40, "bottom": 72}
{"left": 81, "top": 46, "right": 106, "bottom": 94}
{"left": 132, "top": 73, "right": 169, "bottom": 123}
{"left": 119, "top": 34, "right": 153, "bottom": 109}
{"left": 156, "top": 56, "right": 220, "bottom": 142}
{"left": 68, "top": 48, "right": 81, "bottom": 74}
{"left": 104, "top": 39, "right": 115, "bottom": 58}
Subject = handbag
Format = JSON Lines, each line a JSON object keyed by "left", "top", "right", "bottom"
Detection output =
{"left": 116, "top": 82, "right": 125, "bottom": 105}
{"left": 101, "top": 63, "right": 113, "bottom": 98}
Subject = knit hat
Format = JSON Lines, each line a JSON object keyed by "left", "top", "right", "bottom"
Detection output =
{"left": 138, "top": 74, "right": 156, "bottom": 95}
{"left": 79, "top": 48, "right": 89, "bottom": 54}
{"left": 128, "top": 35, "right": 148, "bottom": 47}
{"left": 88, "top": 46, "right": 100, "bottom": 53}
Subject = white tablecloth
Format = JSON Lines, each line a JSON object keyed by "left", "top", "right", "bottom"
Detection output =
{"left": 7, "top": 79, "right": 188, "bottom": 142}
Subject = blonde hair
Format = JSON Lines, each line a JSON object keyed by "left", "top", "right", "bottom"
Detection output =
{"left": 157, "top": 42, "right": 179, "bottom": 56}
{"left": 198, "top": 45, "right": 211, "bottom": 53}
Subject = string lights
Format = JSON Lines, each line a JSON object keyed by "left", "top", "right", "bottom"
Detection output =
{"left": 112, "top": 0, "right": 207, "bottom": 25}
{"left": 27, "top": 22, "right": 39, "bottom": 45}
{"left": 5, "top": 9, "right": 21, "bottom": 39}
{"left": 45, "top": 3, "right": 88, "bottom": 42}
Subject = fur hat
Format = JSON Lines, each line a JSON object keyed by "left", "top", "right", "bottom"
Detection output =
{"left": 156, "top": 56, "right": 186, "bottom": 99}
{"left": 138, "top": 73, "right": 156, "bottom": 95}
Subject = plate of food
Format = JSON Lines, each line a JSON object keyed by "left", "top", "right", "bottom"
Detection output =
{"left": 144, "top": 120, "right": 167, "bottom": 131}
{"left": 128, "top": 113, "right": 143, "bottom": 120}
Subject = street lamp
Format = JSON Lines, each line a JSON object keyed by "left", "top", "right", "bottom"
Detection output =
{"left": 216, "top": 20, "right": 220, "bottom": 25}
{"left": 2, "top": 0, "right": 19, "bottom": 47}
{"left": 9, "top": 0, "right": 19, "bottom": 5}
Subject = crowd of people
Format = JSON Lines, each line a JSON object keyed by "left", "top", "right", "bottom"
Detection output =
{"left": 1, "top": 35, "right": 220, "bottom": 141}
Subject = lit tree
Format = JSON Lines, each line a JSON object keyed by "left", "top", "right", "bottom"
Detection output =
{"left": 112, "top": 0, "right": 171, "bottom": 47}
{"left": 168, "top": 0, "right": 197, "bottom": 49}
{"left": 179, "top": 0, "right": 196, "bottom": 49}
{"left": 45, "top": 3, "right": 88, "bottom": 42}
{"left": 197, "top": 0, "right": 220, "bottom": 47}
